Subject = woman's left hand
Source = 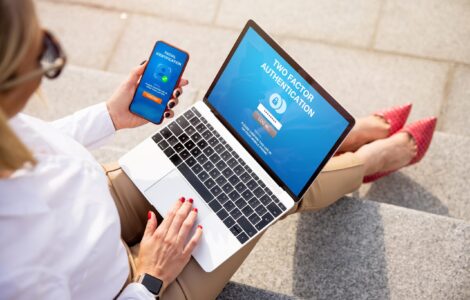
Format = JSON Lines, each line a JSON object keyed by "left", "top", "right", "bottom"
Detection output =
{"left": 106, "top": 62, "right": 189, "bottom": 130}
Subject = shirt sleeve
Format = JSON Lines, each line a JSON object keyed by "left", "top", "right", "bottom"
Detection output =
{"left": 117, "top": 282, "right": 156, "bottom": 299}
{"left": 50, "top": 102, "right": 116, "bottom": 149}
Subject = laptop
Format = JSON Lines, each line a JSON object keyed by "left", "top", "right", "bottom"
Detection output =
{"left": 119, "top": 20, "right": 355, "bottom": 272}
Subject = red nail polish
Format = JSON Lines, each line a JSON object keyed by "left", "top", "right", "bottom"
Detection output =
{"left": 198, "top": 225, "right": 203, "bottom": 229}
{"left": 147, "top": 211, "right": 151, "bottom": 220}
{"left": 180, "top": 197, "right": 185, "bottom": 203}
{"left": 188, "top": 198, "right": 193, "bottom": 204}
{"left": 194, "top": 208, "right": 198, "bottom": 213}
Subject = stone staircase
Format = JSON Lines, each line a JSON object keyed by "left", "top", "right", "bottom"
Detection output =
{"left": 26, "top": 65, "right": 470, "bottom": 300}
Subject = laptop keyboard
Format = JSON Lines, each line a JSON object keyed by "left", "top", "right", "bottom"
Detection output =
{"left": 151, "top": 107, "right": 287, "bottom": 244}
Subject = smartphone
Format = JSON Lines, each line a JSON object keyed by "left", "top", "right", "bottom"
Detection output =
{"left": 129, "top": 41, "right": 189, "bottom": 124}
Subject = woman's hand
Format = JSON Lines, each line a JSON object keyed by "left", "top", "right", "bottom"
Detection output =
{"left": 135, "top": 198, "right": 202, "bottom": 292}
{"left": 106, "top": 62, "right": 189, "bottom": 130}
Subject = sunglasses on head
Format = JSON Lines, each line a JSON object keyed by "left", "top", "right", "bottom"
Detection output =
{"left": 0, "top": 30, "right": 67, "bottom": 92}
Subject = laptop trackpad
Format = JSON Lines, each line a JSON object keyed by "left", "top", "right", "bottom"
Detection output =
{"left": 144, "top": 169, "right": 211, "bottom": 222}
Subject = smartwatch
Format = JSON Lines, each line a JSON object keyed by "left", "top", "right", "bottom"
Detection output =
{"left": 137, "top": 273, "right": 163, "bottom": 298}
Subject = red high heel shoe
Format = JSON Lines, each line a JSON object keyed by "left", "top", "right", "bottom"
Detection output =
{"left": 363, "top": 117, "right": 437, "bottom": 183}
{"left": 374, "top": 103, "right": 412, "bottom": 136}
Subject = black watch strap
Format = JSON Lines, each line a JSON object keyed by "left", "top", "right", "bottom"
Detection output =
{"left": 138, "top": 273, "right": 163, "bottom": 298}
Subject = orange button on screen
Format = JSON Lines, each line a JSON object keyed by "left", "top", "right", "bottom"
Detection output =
{"left": 143, "top": 91, "right": 162, "bottom": 104}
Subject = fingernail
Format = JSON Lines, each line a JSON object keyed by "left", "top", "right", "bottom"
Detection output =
{"left": 147, "top": 211, "right": 151, "bottom": 220}
{"left": 164, "top": 112, "right": 170, "bottom": 118}
{"left": 140, "top": 60, "right": 147, "bottom": 65}
{"left": 193, "top": 208, "right": 198, "bottom": 213}
{"left": 180, "top": 197, "right": 185, "bottom": 203}
{"left": 169, "top": 102, "right": 175, "bottom": 108}
{"left": 175, "top": 90, "right": 181, "bottom": 97}
{"left": 188, "top": 198, "right": 193, "bottom": 204}
{"left": 198, "top": 225, "right": 203, "bottom": 229}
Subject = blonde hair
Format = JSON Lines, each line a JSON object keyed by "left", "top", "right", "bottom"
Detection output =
{"left": 0, "top": 0, "right": 38, "bottom": 172}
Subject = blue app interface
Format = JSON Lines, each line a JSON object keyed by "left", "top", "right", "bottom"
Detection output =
{"left": 208, "top": 28, "right": 349, "bottom": 196}
{"left": 131, "top": 42, "right": 188, "bottom": 123}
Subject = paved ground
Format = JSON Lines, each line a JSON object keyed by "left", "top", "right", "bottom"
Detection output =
{"left": 27, "top": 0, "right": 470, "bottom": 299}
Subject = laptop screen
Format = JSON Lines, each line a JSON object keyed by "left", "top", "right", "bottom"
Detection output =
{"left": 205, "top": 21, "right": 353, "bottom": 199}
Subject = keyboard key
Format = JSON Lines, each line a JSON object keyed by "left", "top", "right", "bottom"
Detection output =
{"left": 233, "top": 165, "right": 244, "bottom": 175}
{"left": 191, "top": 132, "right": 202, "bottom": 142}
{"left": 224, "top": 200, "right": 235, "bottom": 212}
{"left": 216, "top": 208, "right": 228, "bottom": 220}
{"left": 200, "top": 116, "right": 208, "bottom": 123}
{"left": 223, "top": 216, "right": 235, "bottom": 228}
{"left": 203, "top": 161, "right": 214, "bottom": 172}
{"left": 190, "top": 147, "right": 201, "bottom": 157}
{"left": 267, "top": 203, "right": 282, "bottom": 217}
{"left": 169, "top": 154, "right": 182, "bottom": 166}
{"left": 201, "top": 130, "right": 212, "bottom": 140}
{"left": 271, "top": 196, "right": 280, "bottom": 203}
{"left": 238, "top": 159, "right": 246, "bottom": 166}
{"left": 158, "top": 140, "right": 169, "bottom": 150}
{"left": 197, "top": 140, "right": 208, "bottom": 149}
{"left": 209, "top": 168, "right": 220, "bottom": 179}
{"left": 248, "top": 213, "right": 261, "bottom": 225}
{"left": 228, "top": 175, "right": 240, "bottom": 185}
{"left": 240, "top": 172, "right": 251, "bottom": 183}
{"left": 252, "top": 174, "right": 260, "bottom": 181}
{"left": 160, "top": 128, "right": 172, "bottom": 139}
{"left": 176, "top": 116, "right": 190, "bottom": 129}
{"left": 231, "top": 208, "right": 242, "bottom": 220}
{"left": 210, "top": 185, "right": 222, "bottom": 197}
{"left": 230, "top": 224, "right": 243, "bottom": 236}
{"left": 186, "top": 156, "right": 196, "bottom": 167}
{"left": 227, "top": 157, "right": 237, "bottom": 168}
{"left": 225, "top": 144, "right": 233, "bottom": 152}
{"left": 217, "top": 193, "right": 229, "bottom": 204}
{"left": 203, "top": 146, "right": 214, "bottom": 157}
{"left": 180, "top": 150, "right": 190, "bottom": 160}
{"left": 222, "top": 183, "right": 233, "bottom": 194}
{"left": 255, "top": 212, "right": 274, "bottom": 231}
{"left": 209, "top": 153, "right": 221, "bottom": 163}
{"left": 245, "top": 166, "right": 253, "bottom": 174}
{"left": 204, "top": 178, "right": 216, "bottom": 189}
{"left": 206, "top": 123, "right": 213, "bottom": 130}
{"left": 195, "top": 123, "right": 206, "bottom": 132}
{"left": 221, "top": 150, "right": 231, "bottom": 160}
{"left": 179, "top": 133, "right": 190, "bottom": 144}
{"left": 222, "top": 168, "right": 234, "bottom": 178}
{"left": 209, "top": 199, "right": 222, "bottom": 212}
{"left": 228, "top": 190, "right": 241, "bottom": 201}
{"left": 174, "top": 143, "right": 184, "bottom": 153}
{"left": 255, "top": 205, "right": 267, "bottom": 216}
{"left": 184, "top": 140, "right": 195, "bottom": 151}
{"left": 189, "top": 116, "right": 200, "bottom": 126}
{"left": 164, "top": 147, "right": 175, "bottom": 157}
{"left": 196, "top": 154, "right": 208, "bottom": 164}
{"left": 208, "top": 137, "right": 218, "bottom": 146}
{"left": 253, "top": 187, "right": 264, "bottom": 198}
{"left": 152, "top": 133, "right": 163, "bottom": 143}
{"left": 198, "top": 171, "right": 209, "bottom": 182}
{"left": 186, "top": 126, "right": 196, "bottom": 136}
{"left": 191, "top": 163, "right": 203, "bottom": 174}
{"left": 235, "top": 198, "right": 246, "bottom": 209}
{"left": 216, "top": 161, "right": 227, "bottom": 171}
{"left": 236, "top": 232, "right": 249, "bottom": 244}
{"left": 248, "top": 197, "right": 261, "bottom": 209}
{"left": 214, "top": 144, "right": 225, "bottom": 153}
{"left": 168, "top": 122, "right": 183, "bottom": 136}
{"left": 246, "top": 179, "right": 257, "bottom": 190}
{"left": 259, "top": 195, "right": 271, "bottom": 205}
{"left": 235, "top": 182, "right": 247, "bottom": 193}
{"left": 191, "top": 107, "right": 201, "bottom": 117}
{"left": 215, "top": 175, "right": 227, "bottom": 186}
{"left": 278, "top": 202, "right": 286, "bottom": 210}
{"left": 241, "top": 190, "right": 253, "bottom": 200}
{"left": 184, "top": 109, "right": 195, "bottom": 120}
{"left": 178, "top": 163, "right": 212, "bottom": 202}
{"left": 167, "top": 135, "right": 178, "bottom": 146}
{"left": 237, "top": 216, "right": 257, "bottom": 237}
{"left": 241, "top": 205, "right": 254, "bottom": 216}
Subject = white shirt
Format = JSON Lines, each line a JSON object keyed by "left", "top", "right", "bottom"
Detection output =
{"left": 0, "top": 103, "right": 154, "bottom": 299}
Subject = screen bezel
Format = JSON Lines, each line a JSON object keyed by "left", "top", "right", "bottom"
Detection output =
{"left": 203, "top": 20, "right": 355, "bottom": 201}
{"left": 130, "top": 40, "right": 189, "bottom": 124}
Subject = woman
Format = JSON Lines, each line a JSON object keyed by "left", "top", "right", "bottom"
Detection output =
{"left": 0, "top": 0, "right": 436, "bottom": 298}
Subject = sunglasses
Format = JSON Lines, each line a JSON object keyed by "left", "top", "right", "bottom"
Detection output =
{"left": 0, "top": 30, "right": 67, "bottom": 92}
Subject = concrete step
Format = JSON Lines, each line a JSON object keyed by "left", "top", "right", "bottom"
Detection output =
{"left": 218, "top": 282, "right": 295, "bottom": 300}
{"left": 231, "top": 197, "right": 470, "bottom": 300}
{"left": 357, "top": 131, "right": 470, "bottom": 222}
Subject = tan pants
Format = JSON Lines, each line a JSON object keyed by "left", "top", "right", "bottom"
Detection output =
{"left": 104, "top": 152, "right": 364, "bottom": 300}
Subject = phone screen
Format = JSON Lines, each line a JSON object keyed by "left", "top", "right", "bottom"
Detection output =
{"left": 130, "top": 41, "right": 189, "bottom": 124}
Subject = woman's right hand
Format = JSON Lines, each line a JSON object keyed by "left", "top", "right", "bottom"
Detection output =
{"left": 135, "top": 197, "right": 202, "bottom": 292}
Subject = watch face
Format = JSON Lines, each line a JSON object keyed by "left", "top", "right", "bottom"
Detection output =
{"left": 141, "top": 274, "right": 163, "bottom": 296}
